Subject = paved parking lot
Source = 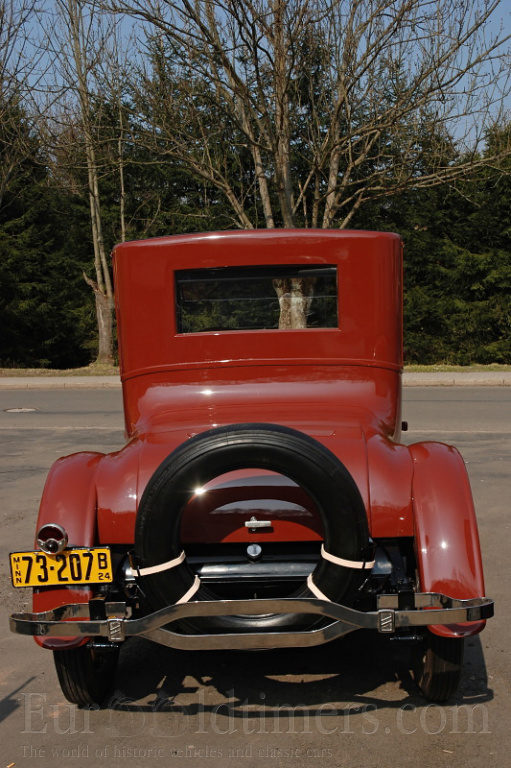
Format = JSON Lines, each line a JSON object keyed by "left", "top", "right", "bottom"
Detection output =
{"left": 0, "top": 386, "right": 509, "bottom": 767}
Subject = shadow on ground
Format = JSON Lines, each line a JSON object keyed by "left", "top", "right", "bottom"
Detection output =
{"left": 105, "top": 630, "right": 492, "bottom": 718}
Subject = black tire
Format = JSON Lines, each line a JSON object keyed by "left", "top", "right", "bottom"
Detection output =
{"left": 414, "top": 631, "right": 464, "bottom": 701}
{"left": 135, "top": 423, "right": 372, "bottom": 631}
{"left": 53, "top": 645, "right": 119, "bottom": 707}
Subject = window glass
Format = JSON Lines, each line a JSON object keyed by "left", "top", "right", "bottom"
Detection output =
{"left": 176, "top": 265, "right": 338, "bottom": 333}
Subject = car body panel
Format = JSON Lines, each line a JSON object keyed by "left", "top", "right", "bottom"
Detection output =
{"left": 113, "top": 230, "right": 403, "bottom": 438}
{"left": 409, "top": 441, "right": 486, "bottom": 637}
{"left": 32, "top": 452, "right": 103, "bottom": 649}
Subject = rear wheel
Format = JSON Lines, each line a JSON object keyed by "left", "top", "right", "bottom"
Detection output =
{"left": 53, "top": 645, "right": 119, "bottom": 707}
{"left": 414, "top": 631, "right": 464, "bottom": 701}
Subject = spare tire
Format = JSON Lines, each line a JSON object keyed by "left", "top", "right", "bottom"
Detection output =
{"left": 135, "top": 423, "right": 373, "bottom": 631}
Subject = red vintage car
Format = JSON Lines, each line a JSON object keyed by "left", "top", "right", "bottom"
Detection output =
{"left": 10, "top": 230, "right": 493, "bottom": 706}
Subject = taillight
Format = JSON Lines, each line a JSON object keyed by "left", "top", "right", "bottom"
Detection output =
{"left": 37, "top": 523, "right": 68, "bottom": 554}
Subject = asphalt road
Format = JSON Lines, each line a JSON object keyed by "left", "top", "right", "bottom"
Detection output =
{"left": 0, "top": 387, "right": 509, "bottom": 768}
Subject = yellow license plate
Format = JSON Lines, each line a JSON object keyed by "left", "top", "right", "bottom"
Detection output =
{"left": 10, "top": 548, "right": 113, "bottom": 588}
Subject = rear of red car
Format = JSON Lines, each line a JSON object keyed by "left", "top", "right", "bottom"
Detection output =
{"left": 9, "top": 231, "right": 492, "bottom": 706}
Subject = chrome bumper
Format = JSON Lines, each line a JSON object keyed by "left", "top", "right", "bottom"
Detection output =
{"left": 9, "top": 593, "right": 494, "bottom": 650}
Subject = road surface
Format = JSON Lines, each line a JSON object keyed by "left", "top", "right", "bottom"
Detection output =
{"left": 0, "top": 387, "right": 509, "bottom": 767}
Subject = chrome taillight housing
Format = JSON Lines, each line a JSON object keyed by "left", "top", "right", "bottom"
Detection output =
{"left": 37, "top": 523, "right": 68, "bottom": 554}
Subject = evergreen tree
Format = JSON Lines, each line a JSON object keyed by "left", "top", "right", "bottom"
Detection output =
{"left": 0, "top": 104, "right": 94, "bottom": 367}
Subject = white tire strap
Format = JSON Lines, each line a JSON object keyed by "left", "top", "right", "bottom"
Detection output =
{"left": 307, "top": 574, "right": 330, "bottom": 601}
{"left": 320, "top": 544, "right": 375, "bottom": 570}
{"left": 176, "top": 575, "right": 201, "bottom": 604}
{"left": 137, "top": 550, "right": 186, "bottom": 576}
{"left": 137, "top": 551, "right": 201, "bottom": 604}
{"left": 307, "top": 546, "right": 375, "bottom": 602}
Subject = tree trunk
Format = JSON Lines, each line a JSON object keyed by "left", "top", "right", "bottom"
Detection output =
{"left": 65, "top": 0, "right": 115, "bottom": 364}
{"left": 84, "top": 273, "right": 114, "bottom": 364}
{"left": 273, "top": 277, "right": 316, "bottom": 329}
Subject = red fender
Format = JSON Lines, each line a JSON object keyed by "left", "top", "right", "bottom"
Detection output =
{"left": 409, "top": 441, "right": 486, "bottom": 638}
{"left": 33, "top": 452, "right": 104, "bottom": 649}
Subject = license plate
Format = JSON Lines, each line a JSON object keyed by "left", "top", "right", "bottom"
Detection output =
{"left": 9, "top": 548, "right": 113, "bottom": 588}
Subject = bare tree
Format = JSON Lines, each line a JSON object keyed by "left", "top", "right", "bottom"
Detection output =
{"left": 40, "top": 0, "right": 129, "bottom": 364}
{"left": 101, "top": 0, "right": 511, "bottom": 230}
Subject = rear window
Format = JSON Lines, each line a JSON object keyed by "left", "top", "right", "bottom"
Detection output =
{"left": 176, "top": 265, "right": 338, "bottom": 333}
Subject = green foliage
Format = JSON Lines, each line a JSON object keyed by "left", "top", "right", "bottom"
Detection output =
{"left": 1, "top": 90, "right": 511, "bottom": 366}
{"left": 0, "top": 184, "right": 96, "bottom": 368}
{"left": 0, "top": 104, "right": 95, "bottom": 368}
{"left": 353, "top": 135, "right": 511, "bottom": 365}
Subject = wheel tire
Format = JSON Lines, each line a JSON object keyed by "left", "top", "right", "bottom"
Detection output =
{"left": 135, "top": 423, "right": 372, "bottom": 631}
{"left": 414, "top": 631, "right": 464, "bottom": 701}
{"left": 53, "top": 645, "right": 119, "bottom": 707}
